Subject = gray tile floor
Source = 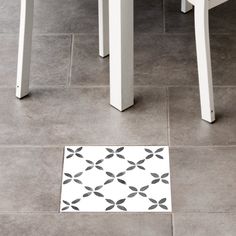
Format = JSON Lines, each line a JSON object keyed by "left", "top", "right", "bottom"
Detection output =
{"left": 0, "top": 0, "right": 235, "bottom": 235}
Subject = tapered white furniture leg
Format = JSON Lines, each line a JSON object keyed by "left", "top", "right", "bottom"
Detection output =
{"left": 98, "top": 0, "right": 109, "bottom": 57}
{"left": 194, "top": 0, "right": 215, "bottom": 123}
{"left": 109, "top": 0, "right": 134, "bottom": 111}
{"left": 16, "top": 0, "right": 34, "bottom": 98}
{"left": 181, "top": 0, "right": 193, "bottom": 13}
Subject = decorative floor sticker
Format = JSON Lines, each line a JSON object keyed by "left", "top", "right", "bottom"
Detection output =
{"left": 60, "top": 146, "right": 172, "bottom": 212}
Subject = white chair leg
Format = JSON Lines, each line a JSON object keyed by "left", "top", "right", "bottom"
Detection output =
{"left": 194, "top": 0, "right": 215, "bottom": 123}
{"left": 98, "top": 0, "right": 109, "bottom": 57}
{"left": 181, "top": 0, "right": 193, "bottom": 13}
{"left": 109, "top": 0, "right": 134, "bottom": 111}
{"left": 16, "top": 0, "right": 34, "bottom": 99}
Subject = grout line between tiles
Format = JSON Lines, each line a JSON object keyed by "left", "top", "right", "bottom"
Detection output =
{"left": 169, "top": 145, "right": 236, "bottom": 148}
{"left": 0, "top": 211, "right": 234, "bottom": 215}
{"left": 167, "top": 87, "right": 171, "bottom": 146}
{"left": 163, "top": 0, "right": 166, "bottom": 33}
{"left": 172, "top": 211, "right": 236, "bottom": 214}
{"left": 0, "top": 212, "right": 173, "bottom": 215}
{"left": 1, "top": 85, "right": 236, "bottom": 89}
{"left": 171, "top": 213, "right": 174, "bottom": 236}
{"left": 0, "top": 211, "right": 59, "bottom": 214}
{"left": 0, "top": 145, "right": 236, "bottom": 148}
{"left": 58, "top": 147, "right": 66, "bottom": 213}
{"left": 67, "top": 34, "right": 74, "bottom": 87}
{"left": 172, "top": 213, "right": 175, "bottom": 236}
{"left": 1, "top": 32, "right": 236, "bottom": 38}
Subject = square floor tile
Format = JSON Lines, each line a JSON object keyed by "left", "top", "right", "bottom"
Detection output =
{"left": 0, "top": 147, "right": 62, "bottom": 212}
{"left": 70, "top": 34, "right": 109, "bottom": 86}
{"left": 134, "top": 0, "right": 163, "bottom": 33}
{"left": 61, "top": 146, "right": 172, "bottom": 212}
{"left": 134, "top": 34, "right": 198, "bottom": 86}
{"left": 0, "top": 0, "right": 98, "bottom": 34}
{"left": 171, "top": 147, "right": 236, "bottom": 212}
{"left": 169, "top": 87, "right": 236, "bottom": 146}
{"left": 33, "top": 0, "right": 98, "bottom": 34}
{"left": 0, "top": 0, "right": 20, "bottom": 33}
{"left": 0, "top": 35, "right": 71, "bottom": 88}
{"left": 173, "top": 213, "right": 236, "bottom": 236}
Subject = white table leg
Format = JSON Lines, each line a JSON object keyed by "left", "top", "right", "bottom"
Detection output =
{"left": 98, "top": 0, "right": 109, "bottom": 57}
{"left": 109, "top": 0, "right": 134, "bottom": 111}
{"left": 194, "top": 0, "right": 215, "bottom": 123}
{"left": 16, "top": 0, "right": 34, "bottom": 98}
{"left": 181, "top": 0, "right": 193, "bottom": 13}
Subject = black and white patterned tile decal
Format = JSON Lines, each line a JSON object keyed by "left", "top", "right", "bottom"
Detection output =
{"left": 60, "top": 146, "right": 172, "bottom": 212}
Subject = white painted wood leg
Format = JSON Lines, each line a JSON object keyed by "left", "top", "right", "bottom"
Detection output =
{"left": 98, "top": 0, "right": 109, "bottom": 57}
{"left": 181, "top": 0, "right": 193, "bottom": 13}
{"left": 16, "top": 0, "right": 34, "bottom": 98}
{"left": 109, "top": 0, "right": 134, "bottom": 111}
{"left": 194, "top": 0, "right": 215, "bottom": 123}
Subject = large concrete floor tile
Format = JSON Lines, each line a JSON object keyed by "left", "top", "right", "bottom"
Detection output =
{"left": 164, "top": 0, "right": 236, "bottom": 34}
{"left": 135, "top": 34, "right": 236, "bottom": 86}
{"left": 0, "top": 213, "right": 172, "bottom": 236}
{"left": 0, "top": 34, "right": 71, "bottom": 87}
{"left": 0, "top": 35, "right": 18, "bottom": 87}
{"left": 0, "top": 0, "right": 98, "bottom": 34}
{"left": 169, "top": 87, "right": 236, "bottom": 146}
{"left": 211, "top": 35, "right": 236, "bottom": 86}
{"left": 70, "top": 34, "right": 109, "bottom": 86}
{"left": 31, "top": 35, "right": 71, "bottom": 87}
{"left": 0, "top": 0, "right": 20, "bottom": 33}
{"left": 173, "top": 213, "right": 236, "bottom": 236}
{"left": 134, "top": 0, "right": 163, "bottom": 33}
{"left": 134, "top": 34, "right": 198, "bottom": 86}
{"left": 0, "top": 147, "right": 62, "bottom": 212}
{"left": 170, "top": 147, "right": 236, "bottom": 212}
{"left": 33, "top": 0, "right": 98, "bottom": 34}
{"left": 0, "top": 87, "right": 168, "bottom": 146}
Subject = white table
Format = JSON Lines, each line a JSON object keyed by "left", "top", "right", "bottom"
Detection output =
{"left": 17, "top": 0, "right": 134, "bottom": 112}
{"left": 17, "top": 0, "right": 228, "bottom": 123}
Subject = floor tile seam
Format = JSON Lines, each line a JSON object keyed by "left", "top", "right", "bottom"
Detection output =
{"left": 1, "top": 32, "right": 236, "bottom": 37}
{"left": 1, "top": 85, "right": 236, "bottom": 89}
{"left": 0, "top": 145, "right": 236, "bottom": 148}
{"left": 67, "top": 34, "right": 74, "bottom": 87}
